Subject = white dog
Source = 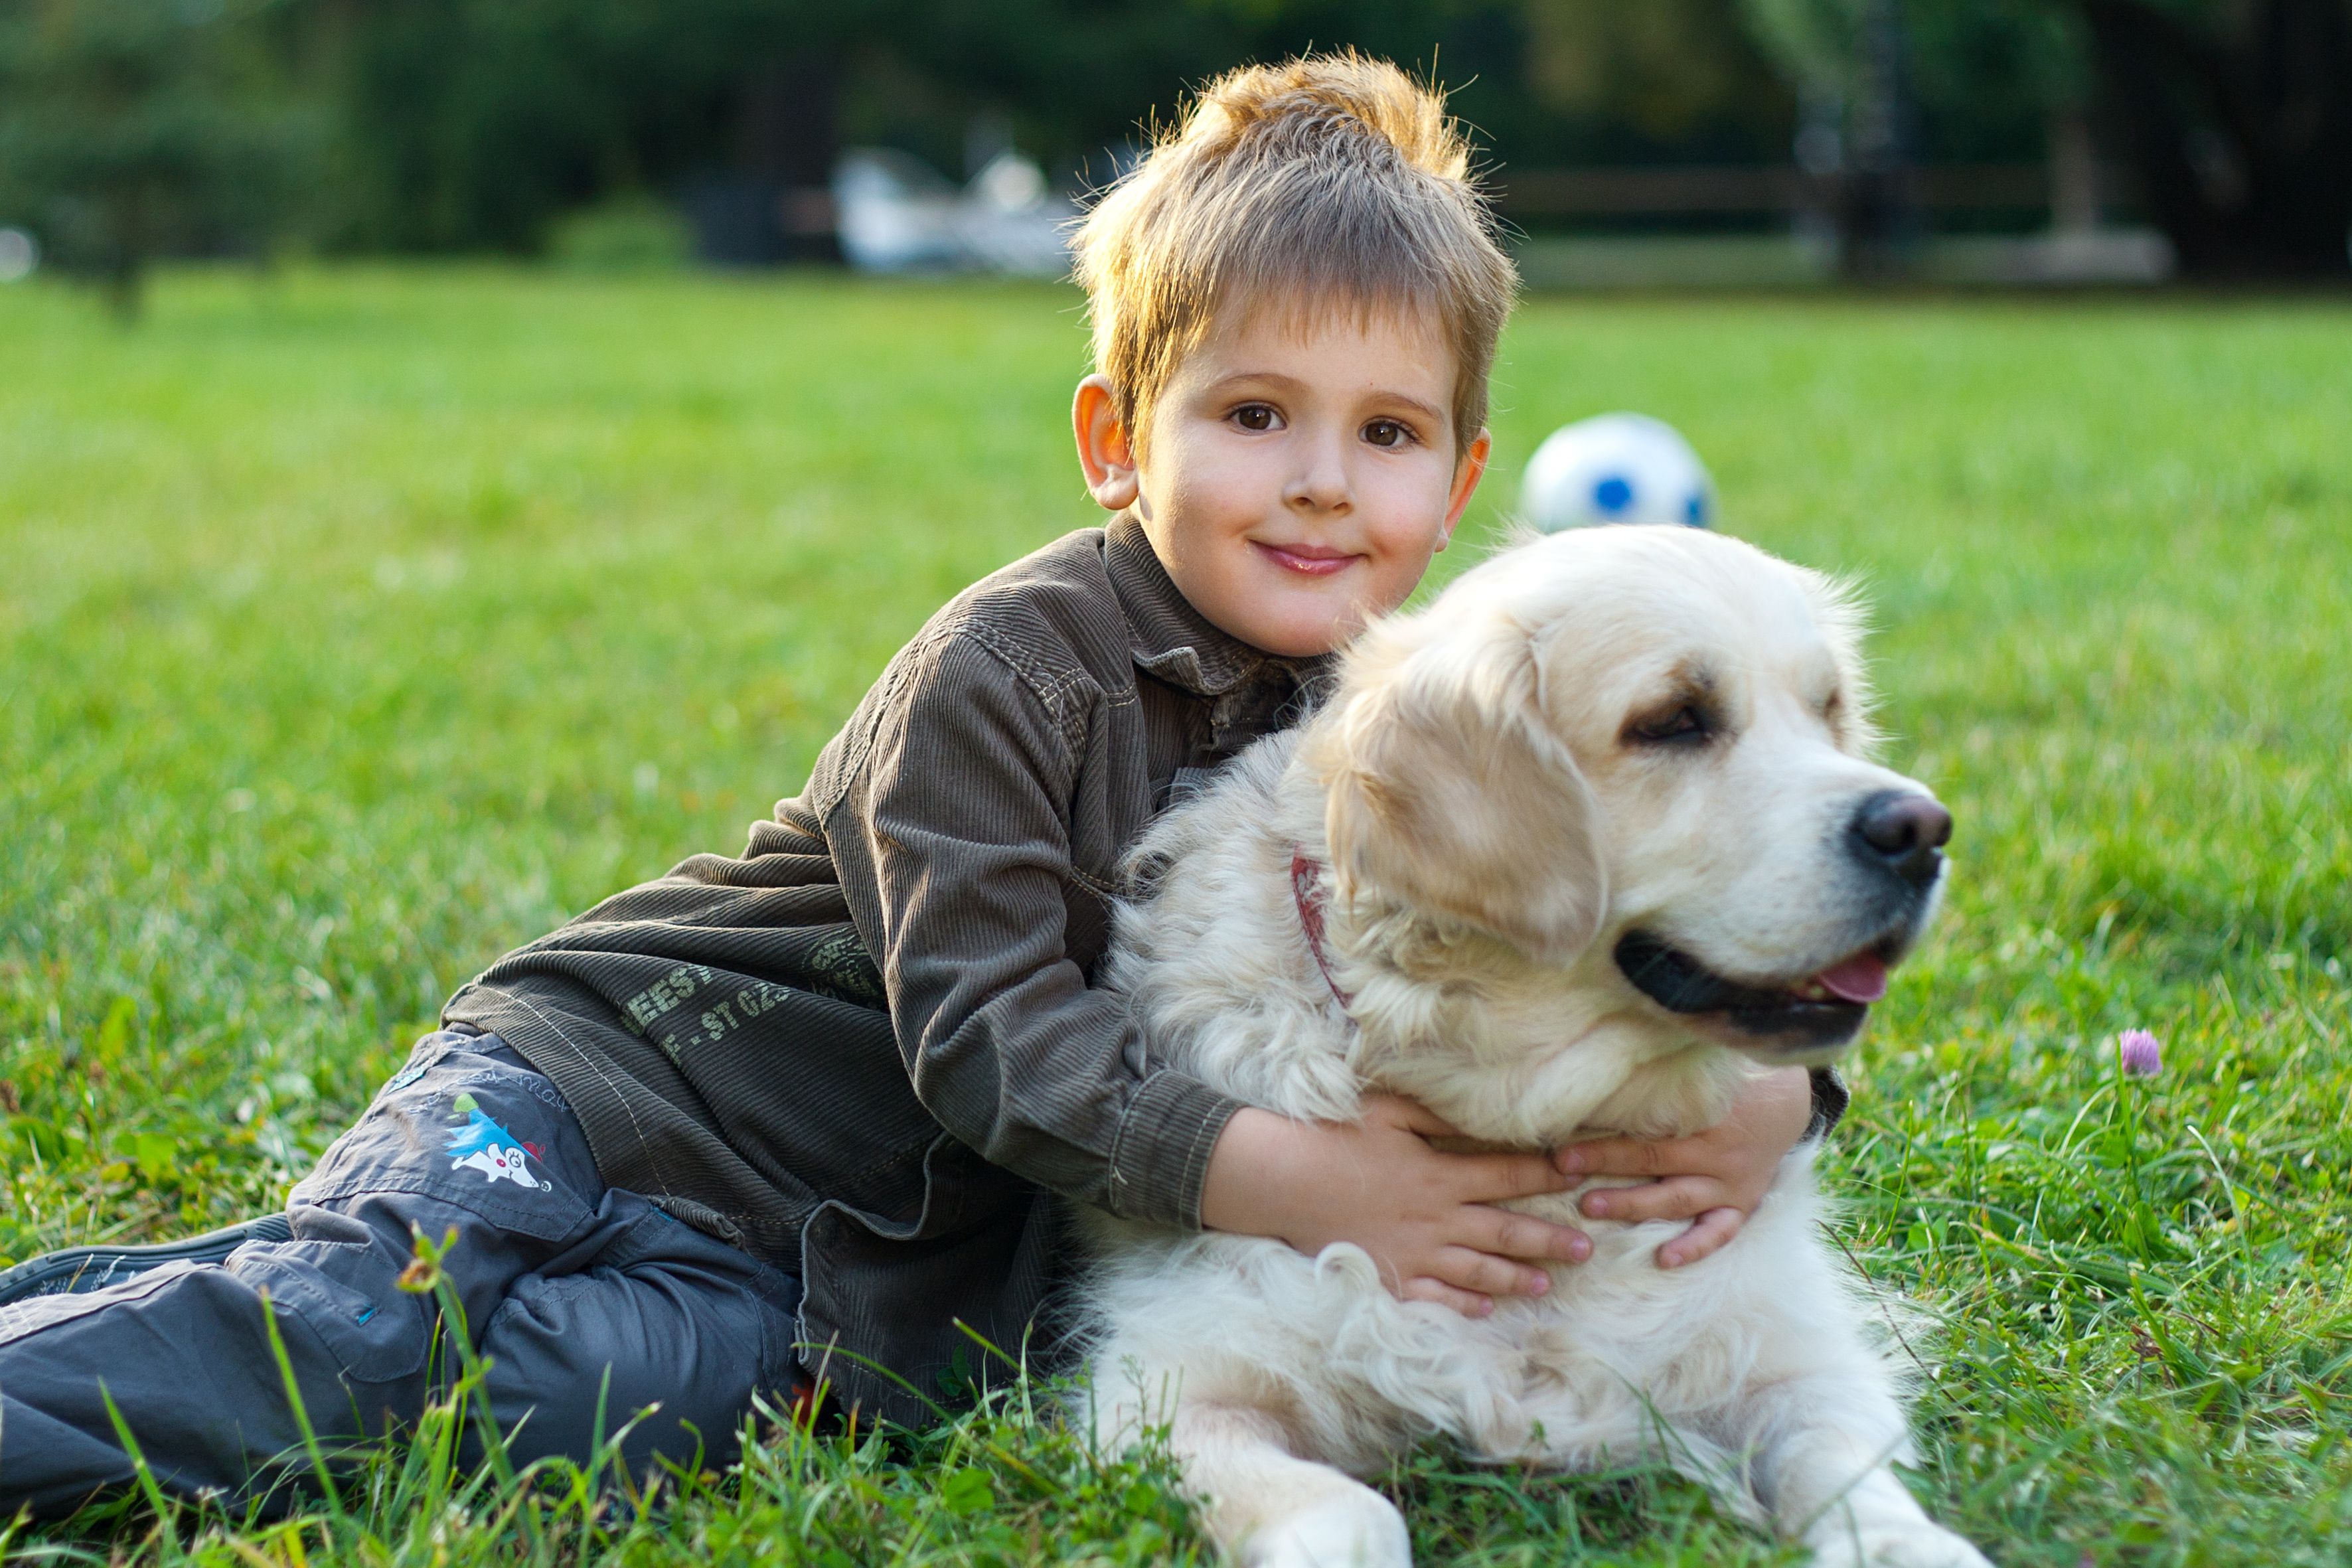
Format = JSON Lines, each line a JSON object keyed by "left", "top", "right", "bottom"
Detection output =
{"left": 1083, "top": 524, "right": 1990, "bottom": 1568}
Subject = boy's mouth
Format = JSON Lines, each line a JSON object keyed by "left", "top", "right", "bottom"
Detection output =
{"left": 1254, "top": 540, "right": 1359, "bottom": 578}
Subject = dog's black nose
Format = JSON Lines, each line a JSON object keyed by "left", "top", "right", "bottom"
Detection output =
{"left": 1850, "top": 791, "right": 1952, "bottom": 886}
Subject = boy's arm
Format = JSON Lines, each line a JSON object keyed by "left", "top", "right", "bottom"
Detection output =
{"left": 828, "top": 629, "right": 1236, "bottom": 1226}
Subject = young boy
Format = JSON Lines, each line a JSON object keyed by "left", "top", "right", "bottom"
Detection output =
{"left": 0, "top": 54, "right": 1836, "bottom": 1516}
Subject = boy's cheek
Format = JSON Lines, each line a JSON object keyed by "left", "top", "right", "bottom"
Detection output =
{"left": 1150, "top": 439, "right": 1277, "bottom": 528}
{"left": 1368, "top": 450, "right": 1467, "bottom": 522}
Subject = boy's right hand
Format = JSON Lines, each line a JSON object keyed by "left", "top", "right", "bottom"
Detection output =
{"left": 1199, "top": 1094, "right": 1589, "bottom": 1317}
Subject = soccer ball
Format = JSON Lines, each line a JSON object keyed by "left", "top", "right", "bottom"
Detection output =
{"left": 1520, "top": 413, "right": 1714, "bottom": 532}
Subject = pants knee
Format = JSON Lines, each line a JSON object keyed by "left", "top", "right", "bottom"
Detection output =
{"left": 476, "top": 1258, "right": 797, "bottom": 1472}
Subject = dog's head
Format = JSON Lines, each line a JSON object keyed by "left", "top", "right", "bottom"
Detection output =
{"left": 1304, "top": 524, "right": 1948, "bottom": 1064}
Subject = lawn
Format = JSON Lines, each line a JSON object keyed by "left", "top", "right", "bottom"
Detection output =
{"left": 1, "top": 266, "right": 2347, "bottom": 1565}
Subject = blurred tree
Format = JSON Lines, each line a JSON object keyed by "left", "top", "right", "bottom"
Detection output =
{"left": 1903, "top": 1, "right": 2086, "bottom": 161}
{"left": 2077, "top": 0, "right": 2352, "bottom": 277}
{"left": 1515, "top": 0, "right": 1792, "bottom": 158}
{"left": 336, "top": 0, "right": 851, "bottom": 253}
{"left": 1740, "top": 0, "right": 2352, "bottom": 277}
{"left": 1741, "top": 0, "right": 2086, "bottom": 270}
{"left": 1739, "top": 0, "right": 2088, "bottom": 163}
{"left": 862, "top": 0, "right": 1796, "bottom": 185}
{"left": 0, "top": 0, "right": 322, "bottom": 316}
{"left": 327, "top": 0, "right": 1806, "bottom": 256}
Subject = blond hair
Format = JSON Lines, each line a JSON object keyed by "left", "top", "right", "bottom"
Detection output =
{"left": 1070, "top": 52, "right": 1517, "bottom": 459}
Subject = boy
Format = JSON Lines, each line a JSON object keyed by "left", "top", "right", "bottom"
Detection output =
{"left": 0, "top": 54, "right": 1835, "bottom": 1516}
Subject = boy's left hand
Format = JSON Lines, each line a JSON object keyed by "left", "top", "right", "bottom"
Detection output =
{"left": 1555, "top": 1065, "right": 1814, "bottom": 1269}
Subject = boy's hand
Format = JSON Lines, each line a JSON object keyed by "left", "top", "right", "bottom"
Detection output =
{"left": 1201, "top": 1095, "right": 1591, "bottom": 1318}
{"left": 1557, "top": 1065, "right": 1814, "bottom": 1269}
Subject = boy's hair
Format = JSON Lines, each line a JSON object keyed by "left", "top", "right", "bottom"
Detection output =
{"left": 1070, "top": 52, "right": 1516, "bottom": 459}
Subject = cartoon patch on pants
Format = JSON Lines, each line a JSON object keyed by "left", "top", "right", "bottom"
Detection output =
{"left": 445, "top": 1093, "right": 553, "bottom": 1191}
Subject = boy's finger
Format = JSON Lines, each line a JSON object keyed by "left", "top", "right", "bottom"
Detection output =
{"left": 1399, "top": 1276, "right": 1494, "bottom": 1318}
{"left": 1459, "top": 1149, "right": 1574, "bottom": 1200}
{"left": 1469, "top": 1207, "right": 1591, "bottom": 1265}
{"left": 1581, "top": 1175, "right": 1723, "bottom": 1223}
{"left": 1558, "top": 1135, "right": 1687, "bottom": 1177}
{"left": 1365, "top": 1093, "right": 1464, "bottom": 1140}
{"left": 1434, "top": 1245, "right": 1551, "bottom": 1300}
{"left": 1658, "top": 1207, "right": 1745, "bottom": 1269}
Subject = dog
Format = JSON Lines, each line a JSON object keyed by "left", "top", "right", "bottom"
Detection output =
{"left": 1081, "top": 524, "right": 1991, "bottom": 1568}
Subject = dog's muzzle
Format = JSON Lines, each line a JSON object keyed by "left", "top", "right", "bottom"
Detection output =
{"left": 1612, "top": 927, "right": 1911, "bottom": 1059}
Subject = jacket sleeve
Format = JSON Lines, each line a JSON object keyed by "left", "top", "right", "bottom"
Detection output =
{"left": 824, "top": 629, "right": 1242, "bottom": 1228}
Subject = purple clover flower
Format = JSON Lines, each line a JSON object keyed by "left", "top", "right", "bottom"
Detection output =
{"left": 2117, "top": 1028, "right": 2163, "bottom": 1078}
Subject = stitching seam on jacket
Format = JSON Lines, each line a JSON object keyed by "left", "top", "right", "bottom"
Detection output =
{"left": 956, "top": 622, "right": 1094, "bottom": 760}
{"left": 1063, "top": 864, "right": 1119, "bottom": 901}
{"left": 1105, "top": 1067, "right": 1170, "bottom": 1217}
{"left": 817, "top": 646, "right": 923, "bottom": 816}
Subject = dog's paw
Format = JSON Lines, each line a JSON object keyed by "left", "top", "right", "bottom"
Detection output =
{"left": 1806, "top": 1518, "right": 1993, "bottom": 1568}
{"left": 1239, "top": 1494, "right": 1413, "bottom": 1568}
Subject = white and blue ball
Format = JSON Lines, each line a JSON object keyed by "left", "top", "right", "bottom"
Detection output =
{"left": 1520, "top": 412, "right": 1714, "bottom": 532}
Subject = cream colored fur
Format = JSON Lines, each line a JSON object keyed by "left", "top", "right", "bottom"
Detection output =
{"left": 1082, "top": 526, "right": 1991, "bottom": 1568}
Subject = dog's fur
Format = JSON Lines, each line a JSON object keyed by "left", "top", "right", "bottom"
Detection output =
{"left": 1081, "top": 526, "right": 1990, "bottom": 1567}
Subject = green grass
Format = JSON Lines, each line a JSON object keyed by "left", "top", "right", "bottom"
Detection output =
{"left": 1, "top": 266, "right": 2348, "bottom": 1564}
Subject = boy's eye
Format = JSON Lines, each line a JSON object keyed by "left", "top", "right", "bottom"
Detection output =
{"left": 1362, "top": 419, "right": 1414, "bottom": 449}
{"left": 1231, "top": 404, "right": 1277, "bottom": 432}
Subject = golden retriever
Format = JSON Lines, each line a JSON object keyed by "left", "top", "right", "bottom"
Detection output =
{"left": 1083, "top": 524, "right": 1988, "bottom": 1568}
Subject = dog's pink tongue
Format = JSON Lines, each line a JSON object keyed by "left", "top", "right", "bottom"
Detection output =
{"left": 1816, "top": 953, "right": 1889, "bottom": 1004}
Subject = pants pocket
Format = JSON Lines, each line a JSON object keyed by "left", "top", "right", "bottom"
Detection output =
{"left": 292, "top": 1040, "right": 597, "bottom": 1246}
{"left": 232, "top": 1236, "right": 432, "bottom": 1385}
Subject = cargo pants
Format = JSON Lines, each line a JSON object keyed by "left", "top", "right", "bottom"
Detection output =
{"left": 0, "top": 1029, "right": 805, "bottom": 1518}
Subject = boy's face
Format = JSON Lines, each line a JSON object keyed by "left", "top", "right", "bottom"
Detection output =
{"left": 1075, "top": 304, "right": 1490, "bottom": 658}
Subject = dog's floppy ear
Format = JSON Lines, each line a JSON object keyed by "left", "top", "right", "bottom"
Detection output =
{"left": 1310, "top": 613, "right": 1607, "bottom": 960}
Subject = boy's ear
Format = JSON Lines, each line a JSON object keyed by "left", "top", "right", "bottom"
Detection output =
{"left": 1074, "top": 376, "right": 1139, "bottom": 512}
{"left": 1438, "top": 428, "right": 1492, "bottom": 550}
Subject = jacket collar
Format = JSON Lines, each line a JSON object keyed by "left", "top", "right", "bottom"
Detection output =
{"left": 1103, "top": 512, "right": 1336, "bottom": 702}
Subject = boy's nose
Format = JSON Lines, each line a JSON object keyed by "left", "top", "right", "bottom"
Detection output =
{"left": 1283, "top": 441, "right": 1353, "bottom": 513}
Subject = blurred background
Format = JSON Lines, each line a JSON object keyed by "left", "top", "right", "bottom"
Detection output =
{"left": 3, "top": 11, "right": 2350, "bottom": 1553}
{"left": 2, "top": 0, "right": 2349, "bottom": 314}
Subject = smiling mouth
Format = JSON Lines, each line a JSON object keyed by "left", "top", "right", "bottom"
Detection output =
{"left": 1254, "top": 540, "right": 1359, "bottom": 578}
{"left": 1612, "top": 929, "right": 1903, "bottom": 1055}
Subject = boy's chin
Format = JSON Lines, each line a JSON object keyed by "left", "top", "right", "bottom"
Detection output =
{"left": 1217, "top": 589, "right": 1364, "bottom": 659}
{"left": 1169, "top": 545, "right": 1412, "bottom": 658}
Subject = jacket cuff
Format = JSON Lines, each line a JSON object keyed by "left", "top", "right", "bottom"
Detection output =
{"left": 1804, "top": 1066, "right": 1849, "bottom": 1142}
{"left": 1106, "top": 1070, "right": 1245, "bottom": 1229}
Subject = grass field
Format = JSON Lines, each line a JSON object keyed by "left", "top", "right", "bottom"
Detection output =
{"left": 1, "top": 267, "right": 2348, "bottom": 1565}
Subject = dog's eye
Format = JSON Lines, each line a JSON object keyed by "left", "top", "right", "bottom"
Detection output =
{"left": 1628, "top": 704, "right": 1710, "bottom": 746}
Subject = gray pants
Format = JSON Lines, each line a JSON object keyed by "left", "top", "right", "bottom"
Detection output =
{"left": 0, "top": 1030, "right": 804, "bottom": 1518}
